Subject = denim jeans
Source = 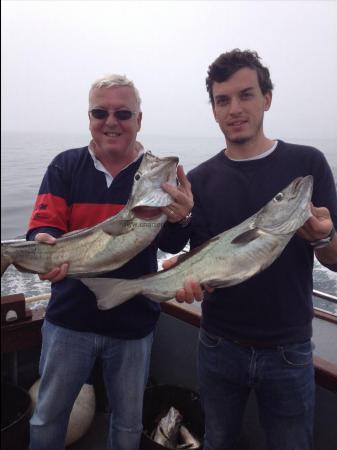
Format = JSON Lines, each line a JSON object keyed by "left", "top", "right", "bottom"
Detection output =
{"left": 198, "top": 328, "right": 315, "bottom": 450}
{"left": 29, "top": 320, "right": 154, "bottom": 450}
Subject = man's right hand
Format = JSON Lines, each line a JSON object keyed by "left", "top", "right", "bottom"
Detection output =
{"left": 162, "top": 256, "right": 213, "bottom": 303}
{"left": 35, "top": 233, "right": 69, "bottom": 282}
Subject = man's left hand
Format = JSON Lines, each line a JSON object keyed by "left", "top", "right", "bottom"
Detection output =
{"left": 297, "top": 203, "right": 334, "bottom": 241}
{"left": 162, "top": 256, "right": 214, "bottom": 303}
{"left": 161, "top": 165, "right": 193, "bottom": 223}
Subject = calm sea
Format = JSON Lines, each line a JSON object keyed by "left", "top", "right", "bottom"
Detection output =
{"left": 1, "top": 132, "right": 337, "bottom": 305}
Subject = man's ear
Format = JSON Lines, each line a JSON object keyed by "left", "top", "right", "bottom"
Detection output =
{"left": 212, "top": 104, "right": 219, "bottom": 122}
{"left": 264, "top": 91, "right": 272, "bottom": 111}
{"left": 137, "top": 111, "right": 142, "bottom": 131}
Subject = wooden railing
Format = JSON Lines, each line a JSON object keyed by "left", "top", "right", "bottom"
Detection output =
{"left": 1, "top": 289, "right": 336, "bottom": 390}
{"left": 161, "top": 292, "right": 337, "bottom": 392}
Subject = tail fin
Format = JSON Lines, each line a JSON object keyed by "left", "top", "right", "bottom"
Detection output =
{"left": 80, "top": 277, "right": 141, "bottom": 310}
{"left": 1, "top": 243, "right": 13, "bottom": 276}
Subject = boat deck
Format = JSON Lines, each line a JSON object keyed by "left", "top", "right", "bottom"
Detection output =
{"left": 1, "top": 291, "right": 337, "bottom": 450}
{"left": 66, "top": 301, "right": 337, "bottom": 450}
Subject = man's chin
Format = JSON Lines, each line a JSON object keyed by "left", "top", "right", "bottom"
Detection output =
{"left": 102, "top": 143, "right": 124, "bottom": 154}
{"left": 227, "top": 135, "right": 250, "bottom": 145}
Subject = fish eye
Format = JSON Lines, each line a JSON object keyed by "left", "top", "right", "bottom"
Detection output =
{"left": 134, "top": 173, "right": 141, "bottom": 181}
{"left": 274, "top": 192, "right": 284, "bottom": 202}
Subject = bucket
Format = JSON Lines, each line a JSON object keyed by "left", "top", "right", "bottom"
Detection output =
{"left": 1, "top": 383, "right": 32, "bottom": 450}
{"left": 141, "top": 384, "right": 204, "bottom": 449}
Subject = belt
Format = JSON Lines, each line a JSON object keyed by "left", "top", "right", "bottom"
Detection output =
{"left": 201, "top": 329, "right": 281, "bottom": 350}
{"left": 230, "top": 339, "right": 280, "bottom": 350}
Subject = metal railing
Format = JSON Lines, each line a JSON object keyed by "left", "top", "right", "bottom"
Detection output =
{"left": 313, "top": 289, "right": 337, "bottom": 304}
{"left": 313, "top": 289, "right": 337, "bottom": 317}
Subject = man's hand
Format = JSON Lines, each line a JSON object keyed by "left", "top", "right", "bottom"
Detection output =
{"left": 161, "top": 165, "right": 194, "bottom": 223}
{"left": 162, "top": 255, "right": 214, "bottom": 303}
{"left": 35, "top": 233, "right": 69, "bottom": 282}
{"left": 297, "top": 204, "right": 334, "bottom": 242}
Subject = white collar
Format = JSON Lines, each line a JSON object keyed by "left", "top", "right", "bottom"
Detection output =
{"left": 88, "top": 142, "right": 144, "bottom": 188}
{"left": 226, "top": 141, "right": 278, "bottom": 161}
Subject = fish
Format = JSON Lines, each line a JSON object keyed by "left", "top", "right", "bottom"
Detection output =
{"left": 1, "top": 151, "right": 178, "bottom": 277}
{"left": 177, "top": 425, "right": 201, "bottom": 449}
{"left": 79, "top": 176, "right": 313, "bottom": 308}
{"left": 152, "top": 406, "right": 183, "bottom": 448}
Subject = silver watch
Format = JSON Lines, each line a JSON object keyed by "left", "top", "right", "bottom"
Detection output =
{"left": 178, "top": 212, "right": 192, "bottom": 228}
{"left": 309, "top": 226, "right": 336, "bottom": 249}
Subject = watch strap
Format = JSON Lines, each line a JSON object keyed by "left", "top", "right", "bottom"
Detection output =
{"left": 178, "top": 212, "right": 192, "bottom": 228}
{"left": 309, "top": 226, "right": 336, "bottom": 249}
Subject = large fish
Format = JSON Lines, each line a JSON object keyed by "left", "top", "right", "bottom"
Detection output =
{"left": 178, "top": 425, "right": 201, "bottom": 449}
{"left": 152, "top": 406, "right": 183, "bottom": 448}
{"left": 80, "top": 176, "right": 313, "bottom": 308}
{"left": 1, "top": 152, "right": 178, "bottom": 277}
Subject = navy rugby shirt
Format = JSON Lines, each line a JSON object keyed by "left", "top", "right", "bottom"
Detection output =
{"left": 27, "top": 147, "right": 178, "bottom": 339}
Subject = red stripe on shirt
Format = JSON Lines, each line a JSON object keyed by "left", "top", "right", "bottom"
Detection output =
{"left": 69, "top": 203, "right": 125, "bottom": 229}
{"left": 28, "top": 193, "right": 125, "bottom": 232}
{"left": 28, "top": 194, "right": 69, "bottom": 232}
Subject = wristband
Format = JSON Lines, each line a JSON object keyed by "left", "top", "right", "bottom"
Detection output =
{"left": 309, "top": 226, "right": 336, "bottom": 249}
{"left": 178, "top": 212, "right": 192, "bottom": 228}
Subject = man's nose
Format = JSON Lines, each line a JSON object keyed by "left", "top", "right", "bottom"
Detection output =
{"left": 105, "top": 112, "right": 118, "bottom": 125}
{"left": 229, "top": 97, "right": 243, "bottom": 115}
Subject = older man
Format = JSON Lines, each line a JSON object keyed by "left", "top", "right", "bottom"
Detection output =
{"left": 28, "top": 74, "right": 193, "bottom": 450}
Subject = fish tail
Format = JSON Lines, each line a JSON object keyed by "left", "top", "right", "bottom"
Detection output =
{"left": 79, "top": 277, "right": 142, "bottom": 309}
{"left": 1, "top": 243, "right": 13, "bottom": 276}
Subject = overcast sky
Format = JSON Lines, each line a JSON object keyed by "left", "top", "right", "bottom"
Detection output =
{"left": 2, "top": 0, "right": 337, "bottom": 140}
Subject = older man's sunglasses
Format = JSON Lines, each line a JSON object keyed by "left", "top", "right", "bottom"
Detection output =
{"left": 89, "top": 109, "right": 136, "bottom": 121}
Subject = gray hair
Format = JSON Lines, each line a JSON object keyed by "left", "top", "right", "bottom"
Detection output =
{"left": 89, "top": 74, "right": 141, "bottom": 107}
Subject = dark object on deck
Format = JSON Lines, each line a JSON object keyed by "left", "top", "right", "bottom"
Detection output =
{"left": 1, "top": 293, "right": 32, "bottom": 324}
{"left": 141, "top": 384, "right": 204, "bottom": 449}
{"left": 1, "top": 383, "right": 32, "bottom": 450}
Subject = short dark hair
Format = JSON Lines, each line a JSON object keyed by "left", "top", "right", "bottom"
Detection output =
{"left": 206, "top": 49, "right": 274, "bottom": 104}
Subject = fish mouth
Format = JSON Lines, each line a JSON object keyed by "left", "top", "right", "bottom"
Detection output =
{"left": 129, "top": 152, "right": 179, "bottom": 217}
{"left": 131, "top": 187, "right": 174, "bottom": 210}
{"left": 256, "top": 175, "right": 313, "bottom": 234}
{"left": 292, "top": 176, "right": 312, "bottom": 194}
{"left": 132, "top": 206, "right": 163, "bottom": 220}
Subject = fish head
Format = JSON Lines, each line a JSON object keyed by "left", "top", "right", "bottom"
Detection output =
{"left": 158, "top": 406, "right": 183, "bottom": 443}
{"left": 129, "top": 151, "right": 179, "bottom": 220}
{"left": 254, "top": 175, "right": 313, "bottom": 234}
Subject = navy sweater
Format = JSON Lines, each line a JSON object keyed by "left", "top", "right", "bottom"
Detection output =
{"left": 27, "top": 147, "right": 177, "bottom": 339}
{"left": 186, "top": 140, "right": 337, "bottom": 344}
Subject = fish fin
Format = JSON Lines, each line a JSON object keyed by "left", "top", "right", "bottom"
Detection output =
{"left": 1, "top": 256, "right": 11, "bottom": 276}
{"left": 62, "top": 228, "right": 89, "bottom": 238}
{"left": 13, "top": 264, "right": 37, "bottom": 274}
{"left": 231, "top": 228, "right": 263, "bottom": 245}
{"left": 206, "top": 278, "right": 234, "bottom": 289}
{"left": 1, "top": 243, "right": 13, "bottom": 276}
{"left": 101, "top": 220, "right": 132, "bottom": 236}
{"left": 79, "top": 277, "right": 140, "bottom": 309}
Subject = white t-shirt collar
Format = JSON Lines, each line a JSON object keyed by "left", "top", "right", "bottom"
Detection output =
{"left": 226, "top": 141, "right": 278, "bottom": 161}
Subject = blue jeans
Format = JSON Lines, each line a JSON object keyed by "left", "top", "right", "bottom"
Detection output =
{"left": 198, "top": 329, "right": 315, "bottom": 450}
{"left": 29, "top": 320, "right": 154, "bottom": 450}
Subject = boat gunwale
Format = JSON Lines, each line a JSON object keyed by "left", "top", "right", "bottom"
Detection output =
{"left": 160, "top": 294, "right": 337, "bottom": 392}
{"left": 1, "top": 290, "right": 336, "bottom": 390}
